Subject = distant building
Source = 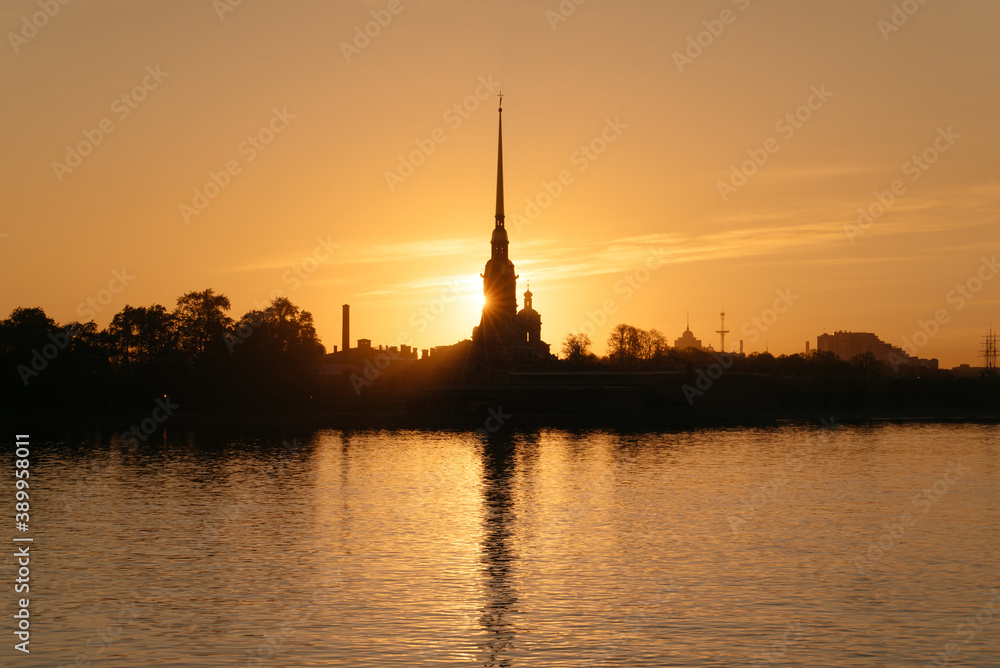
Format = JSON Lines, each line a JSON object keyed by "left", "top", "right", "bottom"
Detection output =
{"left": 817, "top": 330, "right": 937, "bottom": 371}
{"left": 673, "top": 316, "right": 712, "bottom": 352}
{"left": 321, "top": 326, "right": 417, "bottom": 379}
{"left": 817, "top": 331, "right": 903, "bottom": 362}
{"left": 816, "top": 331, "right": 896, "bottom": 362}
{"left": 347, "top": 338, "right": 417, "bottom": 360}
{"left": 517, "top": 283, "right": 542, "bottom": 345}
{"left": 951, "top": 364, "right": 992, "bottom": 378}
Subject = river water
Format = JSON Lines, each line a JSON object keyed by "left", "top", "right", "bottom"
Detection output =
{"left": 6, "top": 421, "right": 1000, "bottom": 667}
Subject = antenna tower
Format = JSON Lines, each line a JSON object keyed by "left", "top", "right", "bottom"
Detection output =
{"left": 716, "top": 311, "right": 729, "bottom": 353}
{"left": 982, "top": 327, "right": 998, "bottom": 374}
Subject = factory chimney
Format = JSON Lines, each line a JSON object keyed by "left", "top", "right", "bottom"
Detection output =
{"left": 342, "top": 304, "right": 350, "bottom": 356}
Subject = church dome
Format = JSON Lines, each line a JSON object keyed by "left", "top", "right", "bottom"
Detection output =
{"left": 517, "top": 283, "right": 539, "bottom": 318}
{"left": 517, "top": 307, "right": 540, "bottom": 319}
{"left": 491, "top": 225, "right": 508, "bottom": 244}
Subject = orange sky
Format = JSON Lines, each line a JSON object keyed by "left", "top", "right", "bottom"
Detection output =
{"left": 2, "top": 0, "right": 998, "bottom": 367}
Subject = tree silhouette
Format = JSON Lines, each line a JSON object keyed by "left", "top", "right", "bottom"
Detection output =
{"left": 174, "top": 289, "right": 233, "bottom": 362}
{"left": 0, "top": 307, "right": 59, "bottom": 357}
{"left": 561, "top": 333, "right": 595, "bottom": 364}
{"left": 645, "top": 329, "right": 668, "bottom": 360}
{"left": 232, "top": 297, "right": 324, "bottom": 360}
{"left": 0, "top": 308, "right": 114, "bottom": 408}
{"left": 108, "top": 305, "right": 178, "bottom": 369}
{"left": 607, "top": 324, "right": 647, "bottom": 362}
{"left": 810, "top": 349, "right": 850, "bottom": 378}
{"left": 851, "top": 351, "right": 883, "bottom": 381}
{"left": 745, "top": 351, "right": 777, "bottom": 374}
{"left": 228, "top": 297, "right": 325, "bottom": 407}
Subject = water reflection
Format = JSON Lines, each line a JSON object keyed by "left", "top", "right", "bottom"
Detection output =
{"left": 15, "top": 422, "right": 1000, "bottom": 667}
{"left": 477, "top": 431, "right": 520, "bottom": 667}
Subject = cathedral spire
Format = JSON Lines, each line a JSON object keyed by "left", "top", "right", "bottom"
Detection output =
{"left": 495, "top": 93, "right": 504, "bottom": 225}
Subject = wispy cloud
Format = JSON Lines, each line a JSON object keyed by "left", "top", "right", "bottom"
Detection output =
{"left": 317, "top": 179, "right": 1000, "bottom": 305}
{"left": 224, "top": 238, "right": 474, "bottom": 274}
{"left": 358, "top": 274, "right": 478, "bottom": 298}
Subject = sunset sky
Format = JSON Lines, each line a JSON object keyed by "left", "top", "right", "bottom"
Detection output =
{"left": 2, "top": 0, "right": 998, "bottom": 367}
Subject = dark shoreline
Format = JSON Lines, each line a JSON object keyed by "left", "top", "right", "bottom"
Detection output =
{"left": 4, "top": 406, "right": 999, "bottom": 435}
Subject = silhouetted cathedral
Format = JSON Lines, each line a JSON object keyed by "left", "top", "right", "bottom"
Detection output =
{"left": 471, "top": 98, "right": 551, "bottom": 359}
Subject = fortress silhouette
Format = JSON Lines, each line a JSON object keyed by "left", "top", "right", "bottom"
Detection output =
{"left": 471, "top": 96, "right": 551, "bottom": 361}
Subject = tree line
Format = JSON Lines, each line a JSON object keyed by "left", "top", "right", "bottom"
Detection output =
{"left": 2, "top": 301, "right": 931, "bottom": 416}
{"left": 0, "top": 289, "right": 325, "bottom": 412}
{"left": 562, "top": 324, "right": 917, "bottom": 379}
